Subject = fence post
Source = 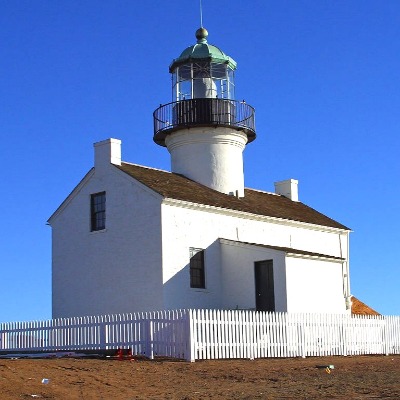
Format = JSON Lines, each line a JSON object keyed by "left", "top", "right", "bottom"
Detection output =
{"left": 147, "top": 319, "right": 154, "bottom": 360}
{"left": 383, "top": 316, "right": 389, "bottom": 356}
{"left": 294, "top": 314, "right": 303, "bottom": 358}
{"left": 99, "top": 316, "right": 106, "bottom": 351}
{"left": 297, "top": 317, "right": 305, "bottom": 358}
{"left": 186, "top": 309, "right": 195, "bottom": 362}
{"left": 341, "top": 315, "right": 348, "bottom": 356}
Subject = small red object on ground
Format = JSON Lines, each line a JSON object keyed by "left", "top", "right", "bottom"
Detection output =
{"left": 116, "top": 348, "right": 123, "bottom": 361}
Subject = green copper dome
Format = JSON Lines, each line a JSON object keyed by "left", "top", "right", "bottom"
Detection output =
{"left": 169, "top": 28, "right": 237, "bottom": 73}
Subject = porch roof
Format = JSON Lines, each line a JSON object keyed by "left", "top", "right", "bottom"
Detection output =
{"left": 219, "top": 238, "right": 345, "bottom": 261}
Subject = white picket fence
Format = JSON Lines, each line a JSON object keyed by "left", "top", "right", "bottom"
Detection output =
{"left": 0, "top": 310, "right": 189, "bottom": 360}
{"left": 1, "top": 310, "right": 399, "bottom": 362}
{"left": 189, "top": 310, "right": 400, "bottom": 361}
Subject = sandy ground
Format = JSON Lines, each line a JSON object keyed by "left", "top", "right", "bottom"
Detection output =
{"left": 0, "top": 354, "right": 399, "bottom": 399}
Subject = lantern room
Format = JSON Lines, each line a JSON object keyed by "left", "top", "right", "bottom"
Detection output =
{"left": 170, "top": 27, "right": 236, "bottom": 101}
{"left": 153, "top": 28, "right": 256, "bottom": 147}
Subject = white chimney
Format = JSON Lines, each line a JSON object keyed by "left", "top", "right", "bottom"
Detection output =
{"left": 94, "top": 138, "right": 121, "bottom": 170}
{"left": 274, "top": 179, "right": 299, "bottom": 201}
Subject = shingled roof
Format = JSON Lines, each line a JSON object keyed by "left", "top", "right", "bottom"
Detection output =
{"left": 116, "top": 162, "right": 350, "bottom": 230}
{"left": 351, "top": 296, "right": 380, "bottom": 316}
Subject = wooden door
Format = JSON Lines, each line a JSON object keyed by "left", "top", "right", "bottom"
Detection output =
{"left": 254, "top": 260, "right": 275, "bottom": 312}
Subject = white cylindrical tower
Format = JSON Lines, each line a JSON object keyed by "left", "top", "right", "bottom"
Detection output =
{"left": 153, "top": 28, "right": 256, "bottom": 197}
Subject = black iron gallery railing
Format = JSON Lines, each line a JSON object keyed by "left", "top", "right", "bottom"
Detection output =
{"left": 153, "top": 98, "right": 256, "bottom": 145}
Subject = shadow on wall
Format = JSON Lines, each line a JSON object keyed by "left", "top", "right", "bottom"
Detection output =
{"left": 162, "top": 239, "right": 225, "bottom": 310}
{"left": 162, "top": 239, "right": 281, "bottom": 312}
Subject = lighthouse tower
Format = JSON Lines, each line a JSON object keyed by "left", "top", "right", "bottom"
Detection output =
{"left": 153, "top": 28, "right": 256, "bottom": 197}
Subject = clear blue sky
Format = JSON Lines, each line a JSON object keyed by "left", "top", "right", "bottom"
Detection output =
{"left": 1, "top": 1, "right": 399, "bottom": 322}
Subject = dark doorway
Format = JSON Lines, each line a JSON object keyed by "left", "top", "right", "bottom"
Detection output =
{"left": 254, "top": 260, "right": 275, "bottom": 312}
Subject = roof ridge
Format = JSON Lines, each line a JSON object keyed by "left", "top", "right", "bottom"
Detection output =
{"left": 121, "top": 161, "right": 171, "bottom": 174}
{"left": 245, "top": 187, "right": 278, "bottom": 196}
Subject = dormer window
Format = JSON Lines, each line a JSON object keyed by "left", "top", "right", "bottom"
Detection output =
{"left": 91, "top": 192, "right": 106, "bottom": 231}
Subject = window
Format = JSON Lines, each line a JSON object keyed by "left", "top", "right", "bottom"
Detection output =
{"left": 90, "top": 192, "right": 106, "bottom": 231}
{"left": 189, "top": 248, "right": 205, "bottom": 288}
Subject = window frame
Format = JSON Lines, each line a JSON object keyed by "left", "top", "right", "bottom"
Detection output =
{"left": 90, "top": 191, "right": 106, "bottom": 232}
{"left": 189, "top": 248, "right": 206, "bottom": 289}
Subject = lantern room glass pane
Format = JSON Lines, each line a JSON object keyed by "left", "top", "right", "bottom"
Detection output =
{"left": 172, "top": 62, "right": 235, "bottom": 101}
{"left": 192, "top": 62, "right": 211, "bottom": 78}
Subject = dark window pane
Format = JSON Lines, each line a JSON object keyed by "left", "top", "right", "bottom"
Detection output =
{"left": 91, "top": 192, "right": 106, "bottom": 231}
{"left": 190, "top": 248, "right": 205, "bottom": 288}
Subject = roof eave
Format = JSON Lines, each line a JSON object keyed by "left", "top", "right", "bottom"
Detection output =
{"left": 162, "top": 197, "right": 351, "bottom": 233}
{"left": 169, "top": 57, "right": 237, "bottom": 73}
{"left": 47, "top": 168, "right": 95, "bottom": 226}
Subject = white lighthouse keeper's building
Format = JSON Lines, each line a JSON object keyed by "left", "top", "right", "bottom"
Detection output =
{"left": 49, "top": 28, "right": 352, "bottom": 318}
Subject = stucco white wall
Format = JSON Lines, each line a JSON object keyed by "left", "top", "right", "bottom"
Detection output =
{"left": 51, "top": 165, "right": 164, "bottom": 318}
{"left": 285, "top": 256, "right": 346, "bottom": 313}
{"left": 161, "top": 201, "right": 349, "bottom": 313}
{"left": 219, "top": 240, "right": 287, "bottom": 311}
{"left": 165, "top": 127, "right": 248, "bottom": 197}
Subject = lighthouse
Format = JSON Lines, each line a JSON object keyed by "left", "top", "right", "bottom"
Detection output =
{"left": 153, "top": 28, "right": 256, "bottom": 197}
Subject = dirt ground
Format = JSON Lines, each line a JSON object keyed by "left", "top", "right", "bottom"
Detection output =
{"left": 0, "top": 354, "right": 399, "bottom": 399}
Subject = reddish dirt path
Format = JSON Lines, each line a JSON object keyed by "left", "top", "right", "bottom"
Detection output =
{"left": 0, "top": 355, "right": 399, "bottom": 399}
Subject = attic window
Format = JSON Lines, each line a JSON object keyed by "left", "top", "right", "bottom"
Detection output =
{"left": 90, "top": 192, "right": 106, "bottom": 231}
{"left": 189, "top": 248, "right": 205, "bottom": 289}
